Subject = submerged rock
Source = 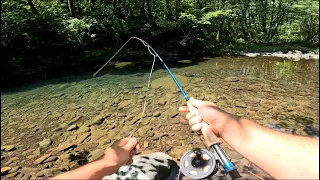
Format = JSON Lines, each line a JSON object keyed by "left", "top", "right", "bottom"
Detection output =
{"left": 88, "top": 149, "right": 104, "bottom": 162}
{"left": 39, "top": 139, "right": 52, "bottom": 148}
{"left": 67, "top": 125, "right": 78, "bottom": 131}
{"left": 151, "top": 75, "right": 189, "bottom": 89}
{"left": 152, "top": 111, "right": 161, "bottom": 117}
{"left": 1, "top": 167, "right": 11, "bottom": 175}
{"left": 1, "top": 145, "right": 16, "bottom": 152}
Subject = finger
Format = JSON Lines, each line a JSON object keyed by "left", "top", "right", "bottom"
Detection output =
{"left": 186, "top": 111, "right": 196, "bottom": 120}
{"left": 192, "top": 123, "right": 202, "bottom": 131}
{"left": 189, "top": 116, "right": 202, "bottom": 126}
{"left": 136, "top": 143, "right": 140, "bottom": 151}
{"left": 126, "top": 158, "right": 133, "bottom": 165}
{"left": 130, "top": 149, "right": 137, "bottom": 156}
{"left": 123, "top": 137, "right": 138, "bottom": 151}
{"left": 190, "top": 97, "right": 216, "bottom": 108}
{"left": 187, "top": 100, "right": 198, "bottom": 114}
{"left": 179, "top": 106, "right": 189, "bottom": 112}
{"left": 117, "top": 137, "right": 130, "bottom": 147}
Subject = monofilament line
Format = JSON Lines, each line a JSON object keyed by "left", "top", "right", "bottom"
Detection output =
{"left": 129, "top": 55, "right": 156, "bottom": 138}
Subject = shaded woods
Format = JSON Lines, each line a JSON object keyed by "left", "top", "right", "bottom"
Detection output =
{"left": 1, "top": 0, "right": 319, "bottom": 88}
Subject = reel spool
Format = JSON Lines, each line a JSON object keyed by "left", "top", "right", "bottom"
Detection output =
{"left": 180, "top": 148, "right": 219, "bottom": 179}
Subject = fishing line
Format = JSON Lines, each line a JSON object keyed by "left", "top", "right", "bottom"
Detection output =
{"left": 93, "top": 37, "right": 240, "bottom": 179}
{"left": 129, "top": 55, "right": 156, "bottom": 138}
{"left": 92, "top": 37, "right": 158, "bottom": 138}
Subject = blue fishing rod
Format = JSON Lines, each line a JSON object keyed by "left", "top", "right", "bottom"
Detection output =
{"left": 93, "top": 37, "right": 241, "bottom": 179}
{"left": 141, "top": 39, "right": 240, "bottom": 179}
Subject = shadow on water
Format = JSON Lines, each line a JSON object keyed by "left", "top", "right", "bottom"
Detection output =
{"left": 1, "top": 56, "right": 318, "bottom": 95}
{"left": 0, "top": 56, "right": 203, "bottom": 94}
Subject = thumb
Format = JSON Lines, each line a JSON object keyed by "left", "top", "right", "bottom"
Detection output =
{"left": 123, "top": 137, "right": 138, "bottom": 151}
{"left": 189, "top": 97, "right": 206, "bottom": 108}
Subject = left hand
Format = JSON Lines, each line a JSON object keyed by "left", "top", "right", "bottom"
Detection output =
{"left": 102, "top": 137, "right": 140, "bottom": 169}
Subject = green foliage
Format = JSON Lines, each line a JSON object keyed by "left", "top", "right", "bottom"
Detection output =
{"left": 1, "top": 0, "right": 319, "bottom": 87}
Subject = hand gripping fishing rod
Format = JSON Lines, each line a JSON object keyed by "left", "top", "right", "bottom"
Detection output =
{"left": 93, "top": 37, "right": 241, "bottom": 179}
{"left": 142, "top": 40, "right": 241, "bottom": 179}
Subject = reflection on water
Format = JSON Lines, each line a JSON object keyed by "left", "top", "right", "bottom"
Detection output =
{"left": 189, "top": 56, "right": 319, "bottom": 86}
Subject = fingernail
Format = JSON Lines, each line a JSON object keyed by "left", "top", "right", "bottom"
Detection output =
{"left": 131, "top": 137, "right": 137, "bottom": 143}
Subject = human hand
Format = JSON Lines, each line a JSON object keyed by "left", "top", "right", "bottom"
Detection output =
{"left": 102, "top": 137, "right": 140, "bottom": 169}
{"left": 179, "top": 97, "right": 240, "bottom": 137}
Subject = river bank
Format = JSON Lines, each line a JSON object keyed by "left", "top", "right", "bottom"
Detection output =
{"left": 243, "top": 50, "right": 319, "bottom": 61}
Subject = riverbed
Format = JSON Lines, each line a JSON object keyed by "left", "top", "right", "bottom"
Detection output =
{"left": 1, "top": 56, "right": 319, "bottom": 179}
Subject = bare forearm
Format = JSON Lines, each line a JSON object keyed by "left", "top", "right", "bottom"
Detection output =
{"left": 222, "top": 119, "right": 319, "bottom": 179}
{"left": 51, "top": 159, "right": 118, "bottom": 180}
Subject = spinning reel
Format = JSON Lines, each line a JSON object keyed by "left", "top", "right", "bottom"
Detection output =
{"left": 180, "top": 144, "right": 241, "bottom": 180}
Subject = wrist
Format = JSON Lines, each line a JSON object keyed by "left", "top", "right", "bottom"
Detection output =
{"left": 96, "top": 159, "right": 120, "bottom": 176}
{"left": 220, "top": 114, "right": 242, "bottom": 140}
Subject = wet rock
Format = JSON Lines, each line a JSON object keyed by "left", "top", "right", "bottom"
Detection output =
{"left": 138, "top": 126, "right": 153, "bottom": 137}
{"left": 153, "top": 111, "right": 161, "bottom": 117}
{"left": 56, "top": 143, "right": 77, "bottom": 152}
{"left": 137, "top": 94, "right": 146, "bottom": 99}
{"left": 39, "top": 139, "right": 52, "bottom": 148}
{"left": 67, "top": 125, "right": 78, "bottom": 131}
{"left": 117, "top": 113, "right": 127, "bottom": 117}
{"left": 6, "top": 172, "right": 20, "bottom": 177}
{"left": 107, "top": 131, "right": 118, "bottom": 139}
{"left": 112, "top": 97, "right": 121, "bottom": 104}
{"left": 43, "top": 168, "right": 61, "bottom": 177}
{"left": 26, "top": 154, "right": 38, "bottom": 160}
{"left": 151, "top": 133, "right": 170, "bottom": 140}
{"left": 77, "top": 132, "right": 91, "bottom": 144}
{"left": 68, "top": 116, "right": 89, "bottom": 126}
{"left": 35, "top": 154, "right": 52, "bottom": 164}
{"left": 16, "top": 172, "right": 25, "bottom": 178}
{"left": 88, "top": 149, "right": 104, "bottom": 162}
{"left": 1, "top": 145, "right": 16, "bottom": 151}
{"left": 59, "top": 154, "right": 73, "bottom": 162}
{"left": 8, "top": 166, "right": 20, "bottom": 174}
{"left": 50, "top": 93, "right": 65, "bottom": 98}
{"left": 7, "top": 157, "right": 19, "bottom": 163}
{"left": 91, "top": 115, "right": 105, "bottom": 126}
{"left": 1, "top": 167, "right": 11, "bottom": 175}
{"left": 35, "top": 171, "right": 45, "bottom": 177}
{"left": 235, "top": 101, "right": 247, "bottom": 108}
{"left": 151, "top": 75, "right": 190, "bottom": 89}
{"left": 44, "top": 156, "right": 58, "bottom": 163}
{"left": 23, "top": 174, "right": 32, "bottom": 179}
{"left": 53, "top": 127, "right": 62, "bottom": 132}
{"left": 77, "top": 125, "right": 90, "bottom": 134}
{"left": 169, "top": 111, "right": 179, "bottom": 118}
{"left": 117, "top": 100, "right": 131, "bottom": 110}
{"left": 99, "top": 138, "right": 111, "bottom": 146}
{"left": 122, "top": 126, "right": 133, "bottom": 132}
{"left": 223, "top": 77, "right": 240, "bottom": 82}
{"left": 99, "top": 98, "right": 109, "bottom": 104}
{"left": 129, "top": 115, "right": 144, "bottom": 125}
{"left": 21, "top": 167, "right": 41, "bottom": 175}
{"left": 143, "top": 141, "right": 149, "bottom": 148}
{"left": 245, "top": 53, "right": 259, "bottom": 57}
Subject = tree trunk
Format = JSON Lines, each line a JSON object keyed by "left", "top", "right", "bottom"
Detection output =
{"left": 146, "top": 0, "right": 153, "bottom": 20}
{"left": 68, "top": 0, "right": 75, "bottom": 17}
{"left": 27, "top": 0, "right": 38, "bottom": 13}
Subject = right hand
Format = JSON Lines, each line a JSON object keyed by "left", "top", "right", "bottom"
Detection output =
{"left": 179, "top": 97, "right": 240, "bottom": 137}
